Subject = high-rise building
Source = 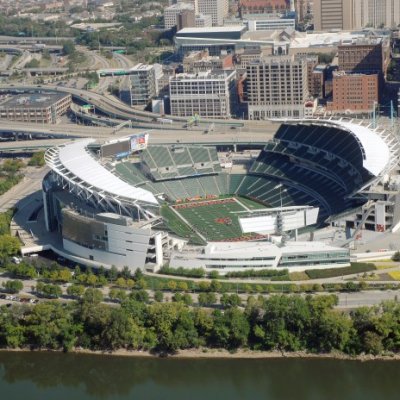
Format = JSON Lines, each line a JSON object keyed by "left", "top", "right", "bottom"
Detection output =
{"left": 327, "top": 72, "right": 379, "bottom": 114}
{"left": 177, "top": 9, "right": 196, "bottom": 30}
{"left": 169, "top": 69, "right": 237, "bottom": 118}
{"left": 183, "top": 49, "right": 234, "bottom": 73}
{"left": 195, "top": 13, "right": 213, "bottom": 26}
{"left": 164, "top": 3, "right": 195, "bottom": 29}
{"left": 313, "top": 0, "right": 354, "bottom": 31}
{"left": 127, "top": 64, "right": 163, "bottom": 106}
{"left": 197, "top": 0, "right": 229, "bottom": 26}
{"left": 239, "top": 0, "right": 290, "bottom": 17}
{"left": 338, "top": 39, "right": 384, "bottom": 75}
{"left": 352, "top": 0, "right": 400, "bottom": 29}
{"left": 314, "top": 0, "right": 400, "bottom": 31}
{"left": 246, "top": 55, "right": 309, "bottom": 120}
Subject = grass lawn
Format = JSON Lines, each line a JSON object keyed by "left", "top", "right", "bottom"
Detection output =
{"left": 305, "top": 263, "right": 376, "bottom": 279}
{"left": 388, "top": 271, "right": 400, "bottom": 281}
{"left": 160, "top": 206, "right": 205, "bottom": 245}
{"left": 171, "top": 196, "right": 265, "bottom": 242}
{"left": 289, "top": 271, "right": 310, "bottom": 281}
{"left": 374, "top": 263, "right": 399, "bottom": 270}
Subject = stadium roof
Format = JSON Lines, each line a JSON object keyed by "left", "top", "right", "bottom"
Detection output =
{"left": 177, "top": 26, "right": 246, "bottom": 34}
{"left": 56, "top": 139, "right": 158, "bottom": 205}
{"left": 333, "top": 121, "right": 390, "bottom": 176}
{"left": 280, "top": 119, "right": 392, "bottom": 177}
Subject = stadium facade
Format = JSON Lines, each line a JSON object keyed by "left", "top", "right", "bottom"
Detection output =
{"left": 42, "top": 120, "right": 399, "bottom": 274}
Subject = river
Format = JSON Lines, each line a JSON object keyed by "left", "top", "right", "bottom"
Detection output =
{"left": 0, "top": 352, "right": 398, "bottom": 400}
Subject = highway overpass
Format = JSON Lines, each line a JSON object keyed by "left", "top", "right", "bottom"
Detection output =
{"left": 0, "top": 84, "right": 276, "bottom": 130}
{"left": 0, "top": 127, "right": 278, "bottom": 152}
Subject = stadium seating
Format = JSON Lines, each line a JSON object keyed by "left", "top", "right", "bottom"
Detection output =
{"left": 114, "top": 162, "right": 149, "bottom": 186}
{"left": 140, "top": 145, "right": 222, "bottom": 181}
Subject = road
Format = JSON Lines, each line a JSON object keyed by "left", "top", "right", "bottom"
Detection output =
{"left": 0, "top": 127, "right": 277, "bottom": 152}
{"left": 0, "top": 271, "right": 398, "bottom": 310}
{"left": 0, "top": 83, "right": 281, "bottom": 128}
{"left": 0, "top": 165, "right": 48, "bottom": 213}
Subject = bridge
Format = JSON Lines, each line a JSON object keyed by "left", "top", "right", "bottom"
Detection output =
{"left": 0, "top": 85, "right": 276, "bottom": 131}
{"left": 0, "top": 127, "right": 278, "bottom": 152}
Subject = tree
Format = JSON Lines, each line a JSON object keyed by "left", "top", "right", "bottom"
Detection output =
{"left": 130, "top": 290, "right": 149, "bottom": 303}
{"left": 198, "top": 292, "right": 216, "bottom": 307}
{"left": 66, "top": 284, "right": 85, "bottom": 299}
{"left": 121, "top": 266, "right": 131, "bottom": 279}
{"left": 167, "top": 280, "right": 177, "bottom": 292}
{"left": 210, "top": 308, "right": 250, "bottom": 349}
{"left": 154, "top": 290, "right": 163, "bottom": 302}
{"left": 0, "top": 235, "right": 21, "bottom": 257}
{"left": 115, "top": 277, "right": 127, "bottom": 288}
{"left": 182, "top": 293, "right": 193, "bottom": 306}
{"left": 25, "top": 302, "right": 81, "bottom": 351}
{"left": 172, "top": 292, "right": 183, "bottom": 303}
{"left": 210, "top": 280, "right": 222, "bottom": 293}
{"left": 82, "top": 288, "right": 103, "bottom": 305}
{"left": 221, "top": 293, "right": 241, "bottom": 308}
{"left": 62, "top": 40, "right": 75, "bottom": 55}
{"left": 86, "top": 273, "right": 98, "bottom": 287}
{"left": 108, "top": 265, "right": 118, "bottom": 282}
{"left": 2, "top": 279, "right": 23, "bottom": 294}
{"left": 57, "top": 269, "right": 72, "bottom": 283}
{"left": 392, "top": 251, "right": 400, "bottom": 262}
{"left": 260, "top": 295, "right": 311, "bottom": 351}
{"left": 109, "top": 288, "right": 127, "bottom": 302}
{"left": 198, "top": 281, "right": 211, "bottom": 292}
{"left": 178, "top": 281, "right": 188, "bottom": 292}
{"left": 28, "top": 151, "right": 45, "bottom": 167}
{"left": 45, "top": 284, "right": 62, "bottom": 298}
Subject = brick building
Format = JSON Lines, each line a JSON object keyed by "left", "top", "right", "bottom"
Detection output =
{"left": 327, "top": 72, "right": 379, "bottom": 114}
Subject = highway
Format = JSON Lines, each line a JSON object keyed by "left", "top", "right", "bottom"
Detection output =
{"left": 0, "top": 126, "right": 277, "bottom": 151}
{"left": 0, "top": 83, "right": 281, "bottom": 129}
{"left": 0, "top": 166, "right": 48, "bottom": 213}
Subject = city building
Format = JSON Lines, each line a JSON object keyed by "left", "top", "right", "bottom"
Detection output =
{"left": 314, "top": 0, "right": 400, "bottom": 31}
{"left": 246, "top": 55, "right": 309, "bottom": 119}
{"left": 310, "top": 64, "right": 328, "bottom": 98}
{"left": 245, "top": 15, "right": 296, "bottom": 31}
{"left": 197, "top": 0, "right": 228, "bottom": 26}
{"left": 0, "top": 93, "right": 71, "bottom": 124}
{"left": 352, "top": 0, "right": 400, "bottom": 29}
{"left": 169, "top": 69, "right": 237, "bottom": 118}
{"left": 183, "top": 49, "right": 234, "bottom": 73}
{"left": 195, "top": 13, "right": 213, "bottom": 26}
{"left": 338, "top": 39, "right": 385, "bottom": 75}
{"left": 236, "top": 47, "right": 273, "bottom": 68}
{"left": 177, "top": 8, "right": 196, "bottom": 30}
{"left": 127, "top": 64, "right": 163, "bottom": 106}
{"left": 164, "top": 2, "right": 194, "bottom": 29}
{"left": 313, "top": 0, "right": 353, "bottom": 31}
{"left": 239, "top": 0, "right": 290, "bottom": 16}
{"left": 327, "top": 72, "right": 379, "bottom": 114}
{"left": 175, "top": 25, "right": 264, "bottom": 56}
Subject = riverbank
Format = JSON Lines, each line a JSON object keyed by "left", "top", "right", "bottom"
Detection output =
{"left": 1, "top": 347, "right": 400, "bottom": 362}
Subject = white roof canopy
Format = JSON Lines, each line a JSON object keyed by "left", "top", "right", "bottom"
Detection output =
{"left": 333, "top": 121, "right": 390, "bottom": 177}
{"left": 57, "top": 139, "right": 158, "bottom": 205}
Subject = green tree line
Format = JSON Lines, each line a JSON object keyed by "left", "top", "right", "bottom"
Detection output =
{"left": 0, "top": 294, "right": 399, "bottom": 356}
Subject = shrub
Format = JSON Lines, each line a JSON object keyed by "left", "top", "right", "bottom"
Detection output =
{"left": 159, "top": 266, "right": 206, "bottom": 278}
{"left": 305, "top": 263, "right": 375, "bottom": 279}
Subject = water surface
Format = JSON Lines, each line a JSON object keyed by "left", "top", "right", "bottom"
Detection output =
{"left": 0, "top": 352, "right": 398, "bottom": 400}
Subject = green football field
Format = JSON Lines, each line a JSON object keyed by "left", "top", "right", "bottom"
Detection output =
{"left": 171, "top": 196, "right": 267, "bottom": 242}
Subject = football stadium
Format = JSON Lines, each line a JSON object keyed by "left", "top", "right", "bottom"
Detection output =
{"left": 42, "top": 119, "right": 400, "bottom": 274}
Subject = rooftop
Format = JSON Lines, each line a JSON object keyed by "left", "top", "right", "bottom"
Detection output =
{"left": 0, "top": 92, "right": 70, "bottom": 109}
{"left": 177, "top": 26, "right": 247, "bottom": 35}
{"left": 48, "top": 139, "right": 158, "bottom": 205}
